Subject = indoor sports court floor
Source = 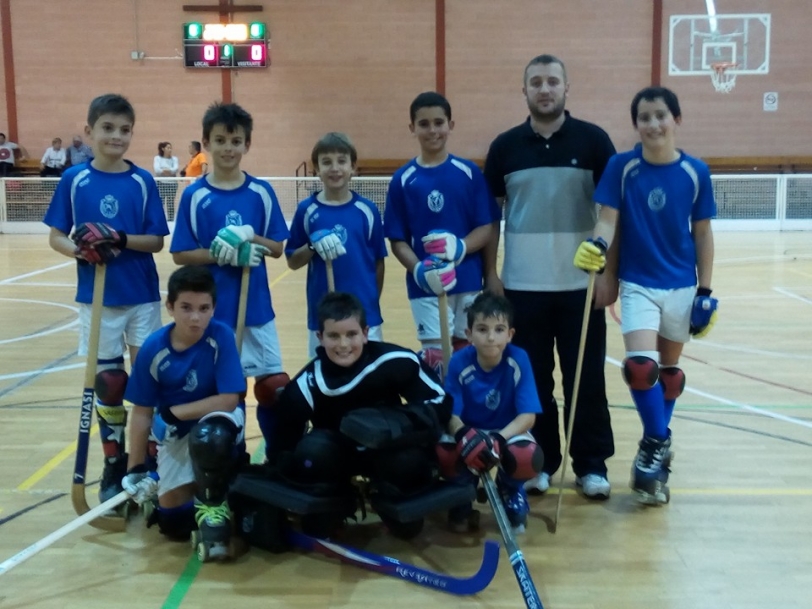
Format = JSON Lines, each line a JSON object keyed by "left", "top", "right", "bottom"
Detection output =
{"left": 1, "top": 231, "right": 811, "bottom": 609}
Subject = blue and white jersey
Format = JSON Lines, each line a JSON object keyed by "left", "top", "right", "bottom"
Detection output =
{"left": 170, "top": 174, "right": 290, "bottom": 328}
{"left": 124, "top": 319, "right": 246, "bottom": 438}
{"left": 384, "top": 154, "right": 501, "bottom": 299}
{"left": 286, "top": 191, "right": 387, "bottom": 330}
{"left": 43, "top": 161, "right": 168, "bottom": 306}
{"left": 445, "top": 344, "right": 542, "bottom": 431}
{"left": 594, "top": 145, "right": 717, "bottom": 289}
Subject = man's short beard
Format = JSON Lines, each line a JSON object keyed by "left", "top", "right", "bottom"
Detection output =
{"left": 527, "top": 98, "right": 566, "bottom": 123}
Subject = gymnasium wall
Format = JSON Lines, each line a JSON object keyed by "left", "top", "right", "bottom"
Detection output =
{"left": 0, "top": 0, "right": 808, "bottom": 176}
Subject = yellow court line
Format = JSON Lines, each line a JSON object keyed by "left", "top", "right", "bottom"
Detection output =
{"left": 16, "top": 425, "right": 98, "bottom": 491}
{"left": 13, "top": 269, "right": 293, "bottom": 494}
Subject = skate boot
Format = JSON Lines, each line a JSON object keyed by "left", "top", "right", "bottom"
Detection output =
{"left": 447, "top": 503, "right": 481, "bottom": 534}
{"left": 192, "top": 499, "right": 232, "bottom": 562}
{"left": 630, "top": 435, "right": 671, "bottom": 506}
{"left": 501, "top": 486, "right": 530, "bottom": 535}
{"left": 99, "top": 455, "right": 128, "bottom": 514}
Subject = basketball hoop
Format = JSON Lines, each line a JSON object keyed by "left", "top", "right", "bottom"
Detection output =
{"left": 710, "top": 62, "right": 738, "bottom": 93}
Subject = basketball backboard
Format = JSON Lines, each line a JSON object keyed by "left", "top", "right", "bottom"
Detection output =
{"left": 668, "top": 13, "right": 770, "bottom": 76}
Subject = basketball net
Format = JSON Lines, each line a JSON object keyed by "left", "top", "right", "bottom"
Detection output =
{"left": 710, "top": 62, "right": 738, "bottom": 93}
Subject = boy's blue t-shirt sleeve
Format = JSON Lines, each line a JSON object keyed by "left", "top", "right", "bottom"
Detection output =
{"left": 142, "top": 173, "right": 170, "bottom": 235}
{"left": 383, "top": 169, "right": 408, "bottom": 242}
{"left": 262, "top": 184, "right": 291, "bottom": 243}
{"left": 123, "top": 335, "right": 160, "bottom": 408}
{"left": 593, "top": 153, "right": 624, "bottom": 210}
{"left": 43, "top": 171, "right": 77, "bottom": 234}
{"left": 370, "top": 203, "right": 388, "bottom": 259}
{"left": 512, "top": 347, "right": 543, "bottom": 415}
{"left": 691, "top": 161, "right": 717, "bottom": 222}
{"left": 213, "top": 323, "right": 248, "bottom": 395}
{"left": 469, "top": 164, "right": 502, "bottom": 227}
{"left": 285, "top": 201, "right": 308, "bottom": 257}
{"left": 444, "top": 352, "right": 466, "bottom": 418}
{"left": 170, "top": 188, "right": 199, "bottom": 252}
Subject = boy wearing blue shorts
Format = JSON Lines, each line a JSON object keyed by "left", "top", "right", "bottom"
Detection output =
{"left": 44, "top": 93, "right": 169, "bottom": 503}
{"left": 171, "top": 102, "right": 291, "bottom": 449}
{"left": 286, "top": 132, "right": 387, "bottom": 357}
{"left": 439, "top": 291, "right": 544, "bottom": 534}
{"left": 574, "top": 86, "right": 717, "bottom": 505}
{"left": 123, "top": 266, "right": 246, "bottom": 560}
{"left": 384, "top": 92, "right": 501, "bottom": 374}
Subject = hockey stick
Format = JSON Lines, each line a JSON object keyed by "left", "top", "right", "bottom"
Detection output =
{"left": 70, "top": 264, "right": 125, "bottom": 532}
{"left": 235, "top": 266, "right": 250, "bottom": 353}
{"left": 0, "top": 491, "right": 129, "bottom": 576}
{"left": 287, "top": 530, "right": 499, "bottom": 596}
{"left": 553, "top": 271, "right": 596, "bottom": 532}
{"left": 438, "top": 292, "right": 452, "bottom": 377}
{"left": 325, "top": 259, "right": 335, "bottom": 293}
{"left": 481, "top": 471, "right": 545, "bottom": 608}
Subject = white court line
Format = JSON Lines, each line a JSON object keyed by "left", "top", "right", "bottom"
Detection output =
{"left": 0, "top": 362, "right": 84, "bottom": 381}
{"left": 689, "top": 340, "right": 812, "bottom": 360}
{"left": 0, "top": 262, "right": 72, "bottom": 285}
{"left": 2, "top": 282, "right": 75, "bottom": 288}
{"left": 773, "top": 287, "right": 812, "bottom": 306}
{"left": 0, "top": 298, "right": 79, "bottom": 345}
{"left": 606, "top": 356, "right": 812, "bottom": 430}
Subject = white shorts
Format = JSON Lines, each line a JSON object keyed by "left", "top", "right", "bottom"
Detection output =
{"left": 241, "top": 319, "right": 284, "bottom": 377}
{"left": 410, "top": 292, "right": 478, "bottom": 343}
{"left": 619, "top": 281, "right": 695, "bottom": 343}
{"left": 78, "top": 302, "right": 162, "bottom": 360}
{"left": 155, "top": 408, "right": 245, "bottom": 496}
{"left": 307, "top": 325, "right": 383, "bottom": 359}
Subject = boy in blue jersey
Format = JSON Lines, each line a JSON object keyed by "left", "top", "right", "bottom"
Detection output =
{"left": 574, "top": 86, "right": 717, "bottom": 505}
{"left": 439, "top": 291, "right": 544, "bottom": 534}
{"left": 122, "top": 266, "right": 246, "bottom": 560}
{"left": 286, "top": 132, "right": 387, "bottom": 357}
{"left": 170, "top": 102, "right": 292, "bottom": 452}
{"left": 43, "top": 93, "right": 169, "bottom": 504}
{"left": 384, "top": 92, "right": 501, "bottom": 375}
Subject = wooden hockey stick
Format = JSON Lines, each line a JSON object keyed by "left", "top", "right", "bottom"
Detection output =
{"left": 325, "top": 259, "right": 335, "bottom": 293}
{"left": 0, "top": 491, "right": 129, "bottom": 576}
{"left": 480, "top": 472, "right": 545, "bottom": 608}
{"left": 235, "top": 266, "right": 250, "bottom": 353}
{"left": 553, "top": 271, "right": 596, "bottom": 532}
{"left": 70, "top": 264, "right": 126, "bottom": 531}
{"left": 438, "top": 292, "right": 452, "bottom": 377}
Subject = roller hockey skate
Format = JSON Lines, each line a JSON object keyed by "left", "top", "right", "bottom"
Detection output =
{"left": 497, "top": 475, "right": 529, "bottom": 534}
{"left": 192, "top": 499, "right": 233, "bottom": 562}
{"left": 630, "top": 435, "right": 672, "bottom": 506}
{"left": 99, "top": 455, "right": 132, "bottom": 517}
{"left": 447, "top": 503, "right": 481, "bottom": 534}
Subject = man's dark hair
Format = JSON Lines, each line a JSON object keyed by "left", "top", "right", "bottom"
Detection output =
{"left": 87, "top": 94, "right": 135, "bottom": 127}
{"left": 317, "top": 291, "right": 367, "bottom": 332}
{"left": 409, "top": 91, "right": 452, "bottom": 123}
{"left": 466, "top": 290, "right": 514, "bottom": 328}
{"left": 524, "top": 54, "right": 567, "bottom": 84}
{"left": 167, "top": 265, "right": 217, "bottom": 306}
{"left": 202, "top": 102, "right": 253, "bottom": 143}
{"left": 630, "top": 86, "right": 682, "bottom": 126}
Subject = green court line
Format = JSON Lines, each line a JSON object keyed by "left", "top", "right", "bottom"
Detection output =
{"left": 159, "top": 438, "right": 266, "bottom": 609}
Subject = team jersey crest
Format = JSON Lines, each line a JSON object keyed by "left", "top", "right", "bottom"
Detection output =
{"left": 183, "top": 369, "right": 199, "bottom": 392}
{"left": 647, "top": 187, "right": 667, "bottom": 212}
{"left": 427, "top": 189, "right": 444, "bottom": 212}
{"left": 225, "top": 209, "right": 243, "bottom": 226}
{"left": 100, "top": 194, "right": 119, "bottom": 218}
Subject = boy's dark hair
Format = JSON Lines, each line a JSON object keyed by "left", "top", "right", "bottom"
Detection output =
{"left": 87, "top": 94, "right": 135, "bottom": 127}
{"left": 190, "top": 140, "right": 202, "bottom": 153}
{"left": 167, "top": 266, "right": 217, "bottom": 306}
{"left": 311, "top": 132, "right": 358, "bottom": 168}
{"left": 409, "top": 91, "right": 452, "bottom": 123}
{"left": 466, "top": 290, "right": 514, "bottom": 328}
{"left": 157, "top": 141, "right": 171, "bottom": 155}
{"left": 317, "top": 291, "right": 367, "bottom": 332}
{"left": 524, "top": 54, "right": 567, "bottom": 83}
{"left": 630, "top": 86, "right": 681, "bottom": 126}
{"left": 202, "top": 102, "right": 253, "bottom": 143}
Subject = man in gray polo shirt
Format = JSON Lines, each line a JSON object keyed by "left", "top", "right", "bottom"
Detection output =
{"left": 65, "top": 135, "right": 93, "bottom": 167}
{"left": 484, "top": 54, "right": 617, "bottom": 500}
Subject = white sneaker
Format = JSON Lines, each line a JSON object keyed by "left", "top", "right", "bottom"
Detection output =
{"left": 523, "top": 472, "right": 550, "bottom": 495}
{"left": 575, "top": 473, "right": 611, "bottom": 500}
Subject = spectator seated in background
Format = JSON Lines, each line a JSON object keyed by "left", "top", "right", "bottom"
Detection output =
{"left": 0, "top": 132, "right": 28, "bottom": 177}
{"left": 65, "top": 135, "right": 93, "bottom": 168}
{"left": 41, "top": 137, "right": 67, "bottom": 177}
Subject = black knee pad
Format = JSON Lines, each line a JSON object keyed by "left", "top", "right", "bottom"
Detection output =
{"left": 659, "top": 367, "right": 686, "bottom": 400}
{"left": 285, "top": 429, "right": 352, "bottom": 492}
{"left": 151, "top": 503, "right": 195, "bottom": 541}
{"left": 622, "top": 356, "right": 659, "bottom": 390}
{"left": 371, "top": 447, "right": 435, "bottom": 499}
{"left": 189, "top": 417, "right": 239, "bottom": 502}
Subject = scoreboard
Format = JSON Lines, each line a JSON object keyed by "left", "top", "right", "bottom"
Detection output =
{"left": 183, "top": 22, "right": 268, "bottom": 68}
